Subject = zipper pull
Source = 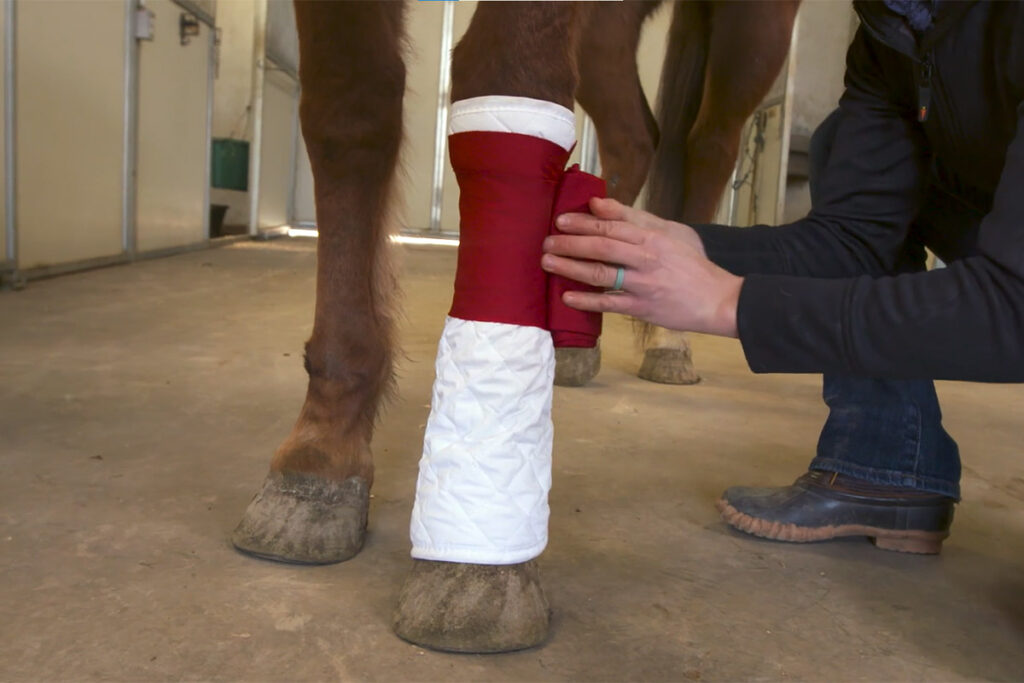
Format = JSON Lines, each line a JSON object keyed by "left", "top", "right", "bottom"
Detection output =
{"left": 918, "top": 56, "right": 933, "bottom": 122}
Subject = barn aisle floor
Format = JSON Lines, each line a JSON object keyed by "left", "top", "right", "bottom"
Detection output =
{"left": 2, "top": 239, "right": 1023, "bottom": 681}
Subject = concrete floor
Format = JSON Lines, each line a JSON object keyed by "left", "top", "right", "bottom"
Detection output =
{"left": 2, "top": 240, "right": 1024, "bottom": 681}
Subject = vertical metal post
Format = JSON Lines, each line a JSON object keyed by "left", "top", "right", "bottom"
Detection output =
{"left": 4, "top": 0, "right": 17, "bottom": 272}
{"left": 775, "top": 20, "right": 800, "bottom": 224}
{"left": 202, "top": 22, "right": 214, "bottom": 240}
{"left": 121, "top": 0, "right": 139, "bottom": 257}
{"left": 247, "top": 0, "right": 267, "bottom": 237}
{"left": 427, "top": 1, "right": 454, "bottom": 234}
{"left": 286, "top": 82, "right": 299, "bottom": 226}
{"left": 579, "top": 114, "right": 601, "bottom": 176}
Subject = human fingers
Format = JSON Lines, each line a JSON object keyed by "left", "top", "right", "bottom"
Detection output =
{"left": 588, "top": 197, "right": 667, "bottom": 232}
{"left": 561, "top": 289, "right": 645, "bottom": 317}
{"left": 554, "top": 211, "right": 648, "bottom": 245}
{"left": 540, "top": 253, "right": 635, "bottom": 290}
{"left": 541, "top": 234, "right": 648, "bottom": 271}
{"left": 590, "top": 197, "right": 706, "bottom": 256}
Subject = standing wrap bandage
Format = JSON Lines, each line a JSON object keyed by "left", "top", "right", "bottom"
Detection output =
{"left": 409, "top": 96, "right": 604, "bottom": 564}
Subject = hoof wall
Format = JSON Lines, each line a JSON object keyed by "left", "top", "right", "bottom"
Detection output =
{"left": 232, "top": 471, "right": 368, "bottom": 565}
{"left": 393, "top": 559, "right": 550, "bottom": 653}
{"left": 637, "top": 347, "right": 700, "bottom": 385}
{"left": 554, "top": 344, "right": 601, "bottom": 387}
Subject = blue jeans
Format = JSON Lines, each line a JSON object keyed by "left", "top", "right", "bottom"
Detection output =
{"left": 805, "top": 111, "right": 961, "bottom": 499}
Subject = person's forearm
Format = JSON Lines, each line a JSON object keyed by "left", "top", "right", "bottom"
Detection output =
{"left": 693, "top": 216, "right": 910, "bottom": 280}
{"left": 736, "top": 256, "right": 1024, "bottom": 381}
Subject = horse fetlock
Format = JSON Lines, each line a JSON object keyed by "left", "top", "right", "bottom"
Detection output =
{"left": 393, "top": 559, "right": 550, "bottom": 653}
{"left": 232, "top": 470, "right": 369, "bottom": 565}
{"left": 271, "top": 426, "right": 374, "bottom": 485}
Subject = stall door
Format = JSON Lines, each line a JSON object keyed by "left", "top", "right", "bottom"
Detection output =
{"left": 16, "top": 0, "right": 125, "bottom": 269}
{"left": 256, "top": 66, "right": 297, "bottom": 231}
{"left": 136, "top": 0, "right": 211, "bottom": 253}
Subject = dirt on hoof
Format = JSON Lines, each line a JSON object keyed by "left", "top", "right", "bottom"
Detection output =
{"left": 554, "top": 344, "right": 601, "bottom": 387}
{"left": 392, "top": 559, "right": 551, "bottom": 653}
{"left": 637, "top": 347, "right": 700, "bottom": 385}
{"left": 231, "top": 470, "right": 368, "bottom": 565}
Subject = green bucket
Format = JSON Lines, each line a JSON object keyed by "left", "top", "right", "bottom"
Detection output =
{"left": 211, "top": 138, "right": 250, "bottom": 191}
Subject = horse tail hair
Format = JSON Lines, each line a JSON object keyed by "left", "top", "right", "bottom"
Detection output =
{"left": 632, "top": 1, "right": 710, "bottom": 352}
{"left": 646, "top": 0, "right": 709, "bottom": 222}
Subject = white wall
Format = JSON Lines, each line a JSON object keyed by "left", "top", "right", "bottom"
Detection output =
{"left": 789, "top": 0, "right": 857, "bottom": 138}
{"left": 209, "top": 0, "right": 257, "bottom": 229}
{"left": 212, "top": 0, "right": 255, "bottom": 140}
{"left": 17, "top": 0, "right": 125, "bottom": 269}
{"left": 784, "top": 0, "right": 858, "bottom": 222}
{"left": 257, "top": 66, "right": 296, "bottom": 230}
{"left": 265, "top": 0, "right": 297, "bottom": 75}
{"left": 400, "top": 1, "right": 444, "bottom": 232}
{"left": 136, "top": 0, "right": 212, "bottom": 253}
{"left": 292, "top": 134, "right": 314, "bottom": 225}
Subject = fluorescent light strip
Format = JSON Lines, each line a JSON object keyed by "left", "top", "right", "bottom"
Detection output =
{"left": 391, "top": 234, "right": 460, "bottom": 247}
{"left": 285, "top": 226, "right": 459, "bottom": 247}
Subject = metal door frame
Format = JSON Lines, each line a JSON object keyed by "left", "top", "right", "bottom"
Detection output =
{"left": 2, "top": 0, "right": 18, "bottom": 287}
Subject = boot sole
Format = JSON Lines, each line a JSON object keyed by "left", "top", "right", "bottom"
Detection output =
{"left": 716, "top": 499, "right": 948, "bottom": 555}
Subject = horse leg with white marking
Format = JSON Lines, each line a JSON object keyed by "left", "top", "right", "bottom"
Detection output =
{"left": 638, "top": 0, "right": 799, "bottom": 385}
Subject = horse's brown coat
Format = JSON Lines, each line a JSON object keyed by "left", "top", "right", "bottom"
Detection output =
{"left": 245, "top": 0, "right": 798, "bottom": 557}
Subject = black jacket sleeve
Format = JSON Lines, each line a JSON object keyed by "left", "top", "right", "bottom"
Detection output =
{"left": 695, "top": 29, "right": 930, "bottom": 279}
{"left": 692, "top": 30, "right": 1024, "bottom": 382}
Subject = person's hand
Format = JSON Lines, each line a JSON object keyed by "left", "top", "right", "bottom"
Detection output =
{"left": 541, "top": 197, "right": 743, "bottom": 338}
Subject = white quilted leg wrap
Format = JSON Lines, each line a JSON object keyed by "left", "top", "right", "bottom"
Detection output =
{"left": 411, "top": 317, "right": 554, "bottom": 564}
{"left": 409, "top": 96, "right": 574, "bottom": 565}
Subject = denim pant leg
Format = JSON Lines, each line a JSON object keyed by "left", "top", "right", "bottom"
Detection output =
{"left": 805, "top": 111, "right": 961, "bottom": 499}
{"left": 810, "top": 376, "right": 961, "bottom": 498}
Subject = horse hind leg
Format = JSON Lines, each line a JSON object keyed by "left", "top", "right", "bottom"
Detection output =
{"left": 392, "top": 1, "right": 588, "bottom": 653}
{"left": 680, "top": 0, "right": 797, "bottom": 223}
{"left": 550, "top": 0, "right": 662, "bottom": 388}
{"left": 231, "top": 1, "right": 405, "bottom": 564}
{"left": 637, "top": 1, "right": 796, "bottom": 386}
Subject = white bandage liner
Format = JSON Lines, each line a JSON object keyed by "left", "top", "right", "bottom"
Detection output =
{"left": 409, "top": 96, "right": 575, "bottom": 564}
{"left": 447, "top": 95, "right": 577, "bottom": 151}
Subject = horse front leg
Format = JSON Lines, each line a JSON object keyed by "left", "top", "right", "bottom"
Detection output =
{"left": 232, "top": 1, "right": 405, "bottom": 564}
{"left": 392, "top": 1, "right": 590, "bottom": 653}
{"left": 547, "top": 0, "right": 662, "bottom": 388}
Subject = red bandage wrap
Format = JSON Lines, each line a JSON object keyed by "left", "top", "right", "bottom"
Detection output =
{"left": 448, "top": 131, "right": 605, "bottom": 347}
{"left": 547, "top": 166, "right": 605, "bottom": 347}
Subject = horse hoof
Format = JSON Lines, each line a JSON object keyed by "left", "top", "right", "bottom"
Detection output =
{"left": 231, "top": 470, "right": 369, "bottom": 565}
{"left": 554, "top": 344, "right": 601, "bottom": 387}
{"left": 392, "top": 559, "right": 550, "bottom": 653}
{"left": 637, "top": 347, "right": 700, "bottom": 385}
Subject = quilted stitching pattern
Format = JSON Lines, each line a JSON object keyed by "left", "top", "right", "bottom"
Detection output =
{"left": 410, "top": 317, "right": 554, "bottom": 564}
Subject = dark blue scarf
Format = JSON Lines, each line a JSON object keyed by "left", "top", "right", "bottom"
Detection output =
{"left": 884, "top": 0, "right": 938, "bottom": 32}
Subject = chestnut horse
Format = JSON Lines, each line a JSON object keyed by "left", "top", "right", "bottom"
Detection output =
{"left": 232, "top": 0, "right": 799, "bottom": 653}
